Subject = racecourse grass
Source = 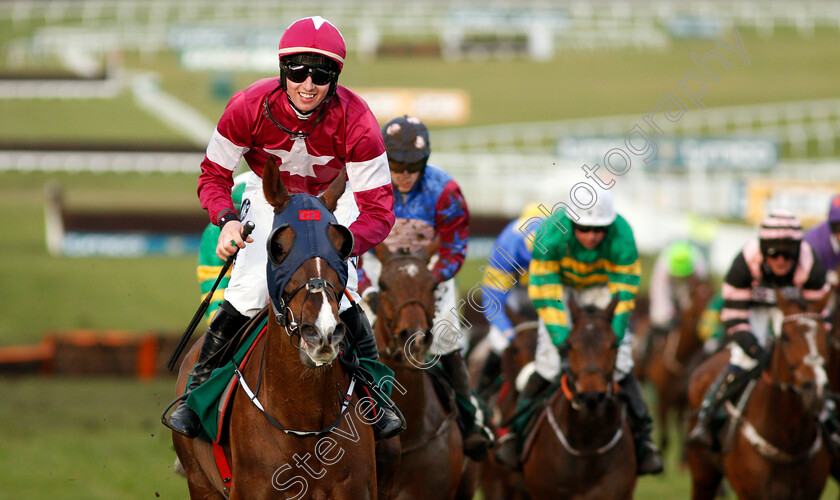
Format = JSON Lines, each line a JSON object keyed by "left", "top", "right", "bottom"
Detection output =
{"left": 0, "top": 171, "right": 201, "bottom": 346}
{"left": 1, "top": 376, "right": 838, "bottom": 499}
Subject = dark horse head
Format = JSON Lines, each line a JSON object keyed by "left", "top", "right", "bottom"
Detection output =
{"left": 373, "top": 245, "right": 437, "bottom": 366}
{"left": 564, "top": 294, "right": 621, "bottom": 416}
{"left": 771, "top": 289, "right": 831, "bottom": 416}
{"left": 263, "top": 157, "right": 354, "bottom": 368}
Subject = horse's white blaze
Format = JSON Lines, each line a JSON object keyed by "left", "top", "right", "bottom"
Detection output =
{"left": 399, "top": 263, "right": 419, "bottom": 277}
{"left": 314, "top": 258, "right": 337, "bottom": 341}
{"left": 800, "top": 318, "right": 827, "bottom": 393}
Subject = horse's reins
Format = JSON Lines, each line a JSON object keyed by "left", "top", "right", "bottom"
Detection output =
{"left": 235, "top": 262, "right": 355, "bottom": 437}
{"left": 272, "top": 275, "right": 345, "bottom": 348}
{"left": 762, "top": 312, "right": 826, "bottom": 394}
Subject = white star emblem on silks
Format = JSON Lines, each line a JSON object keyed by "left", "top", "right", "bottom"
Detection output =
{"left": 264, "top": 138, "right": 333, "bottom": 178}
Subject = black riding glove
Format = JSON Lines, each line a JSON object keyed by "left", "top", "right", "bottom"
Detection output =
{"left": 732, "top": 330, "right": 764, "bottom": 360}
{"left": 558, "top": 341, "right": 571, "bottom": 375}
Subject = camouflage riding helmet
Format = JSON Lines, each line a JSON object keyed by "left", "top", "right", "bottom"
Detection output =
{"left": 382, "top": 115, "right": 431, "bottom": 166}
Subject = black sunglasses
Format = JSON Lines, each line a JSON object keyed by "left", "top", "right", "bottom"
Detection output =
{"left": 764, "top": 247, "right": 797, "bottom": 260}
{"left": 284, "top": 63, "right": 335, "bottom": 86}
{"left": 572, "top": 223, "right": 608, "bottom": 234}
{"left": 831, "top": 221, "right": 840, "bottom": 234}
{"left": 389, "top": 160, "right": 425, "bottom": 175}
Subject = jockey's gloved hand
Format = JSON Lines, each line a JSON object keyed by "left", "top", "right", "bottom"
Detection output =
{"left": 732, "top": 330, "right": 765, "bottom": 361}
{"left": 557, "top": 341, "right": 571, "bottom": 375}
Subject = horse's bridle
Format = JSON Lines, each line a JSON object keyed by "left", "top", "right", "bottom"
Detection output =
{"left": 763, "top": 312, "right": 826, "bottom": 395}
{"left": 380, "top": 297, "right": 434, "bottom": 360}
{"left": 561, "top": 338, "right": 619, "bottom": 409}
{"left": 272, "top": 276, "right": 344, "bottom": 348}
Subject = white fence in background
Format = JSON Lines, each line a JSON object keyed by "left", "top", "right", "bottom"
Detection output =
{"left": 3, "top": 0, "right": 840, "bottom": 36}
{"left": 4, "top": 0, "right": 840, "bottom": 66}
{"left": 432, "top": 98, "right": 840, "bottom": 158}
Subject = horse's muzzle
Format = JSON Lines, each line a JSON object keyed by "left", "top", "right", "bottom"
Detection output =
{"left": 299, "top": 322, "right": 344, "bottom": 366}
{"left": 574, "top": 390, "right": 609, "bottom": 413}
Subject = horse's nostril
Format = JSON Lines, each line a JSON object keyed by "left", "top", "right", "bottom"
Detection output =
{"left": 300, "top": 325, "right": 322, "bottom": 344}
{"left": 580, "top": 391, "right": 606, "bottom": 409}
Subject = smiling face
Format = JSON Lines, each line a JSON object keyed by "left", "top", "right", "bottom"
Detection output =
{"left": 285, "top": 76, "right": 330, "bottom": 114}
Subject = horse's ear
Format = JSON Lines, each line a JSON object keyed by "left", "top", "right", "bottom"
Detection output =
{"left": 328, "top": 223, "right": 354, "bottom": 261}
{"left": 320, "top": 168, "right": 347, "bottom": 213}
{"left": 567, "top": 293, "right": 581, "bottom": 319}
{"left": 425, "top": 236, "right": 440, "bottom": 259}
{"left": 774, "top": 287, "right": 791, "bottom": 312}
{"left": 606, "top": 293, "right": 620, "bottom": 319}
{"left": 262, "top": 157, "right": 289, "bottom": 212}
{"left": 373, "top": 242, "right": 392, "bottom": 263}
{"left": 810, "top": 290, "right": 831, "bottom": 315}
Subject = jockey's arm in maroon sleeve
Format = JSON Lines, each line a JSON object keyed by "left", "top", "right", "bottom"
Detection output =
{"left": 343, "top": 110, "right": 396, "bottom": 256}
{"left": 197, "top": 91, "right": 254, "bottom": 225}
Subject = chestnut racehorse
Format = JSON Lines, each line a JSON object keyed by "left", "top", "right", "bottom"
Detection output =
{"left": 642, "top": 277, "right": 713, "bottom": 456}
{"left": 522, "top": 295, "right": 636, "bottom": 500}
{"left": 824, "top": 264, "right": 840, "bottom": 494}
{"left": 172, "top": 159, "right": 377, "bottom": 499}
{"left": 686, "top": 290, "right": 832, "bottom": 500}
{"left": 373, "top": 246, "right": 477, "bottom": 500}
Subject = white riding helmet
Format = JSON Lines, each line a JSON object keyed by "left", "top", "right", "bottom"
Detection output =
{"left": 574, "top": 188, "right": 617, "bottom": 226}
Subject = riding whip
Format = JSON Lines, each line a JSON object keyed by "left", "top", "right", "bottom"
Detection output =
{"left": 166, "top": 221, "right": 255, "bottom": 371}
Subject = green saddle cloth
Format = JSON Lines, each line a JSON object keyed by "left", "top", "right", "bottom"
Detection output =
{"left": 184, "top": 318, "right": 395, "bottom": 442}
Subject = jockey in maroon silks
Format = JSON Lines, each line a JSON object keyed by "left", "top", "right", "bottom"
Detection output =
{"left": 168, "top": 16, "right": 403, "bottom": 440}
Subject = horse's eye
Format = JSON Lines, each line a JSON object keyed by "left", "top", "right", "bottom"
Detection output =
{"left": 378, "top": 281, "right": 388, "bottom": 292}
{"left": 780, "top": 333, "right": 790, "bottom": 343}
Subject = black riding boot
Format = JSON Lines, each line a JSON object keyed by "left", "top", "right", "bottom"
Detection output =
{"left": 169, "top": 302, "right": 248, "bottom": 438}
{"left": 493, "top": 371, "right": 551, "bottom": 470}
{"left": 687, "top": 364, "right": 752, "bottom": 448}
{"left": 440, "top": 351, "right": 493, "bottom": 461}
{"left": 340, "top": 304, "right": 405, "bottom": 441}
{"left": 820, "top": 399, "right": 840, "bottom": 456}
{"left": 475, "top": 350, "right": 503, "bottom": 400}
{"left": 618, "top": 373, "right": 664, "bottom": 475}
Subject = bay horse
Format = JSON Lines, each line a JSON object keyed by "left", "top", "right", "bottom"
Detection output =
{"left": 686, "top": 290, "right": 832, "bottom": 500}
{"left": 372, "top": 245, "right": 477, "bottom": 500}
{"left": 172, "top": 158, "right": 377, "bottom": 499}
{"left": 522, "top": 295, "right": 636, "bottom": 500}
{"left": 642, "top": 277, "right": 713, "bottom": 456}
{"left": 475, "top": 319, "right": 537, "bottom": 500}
